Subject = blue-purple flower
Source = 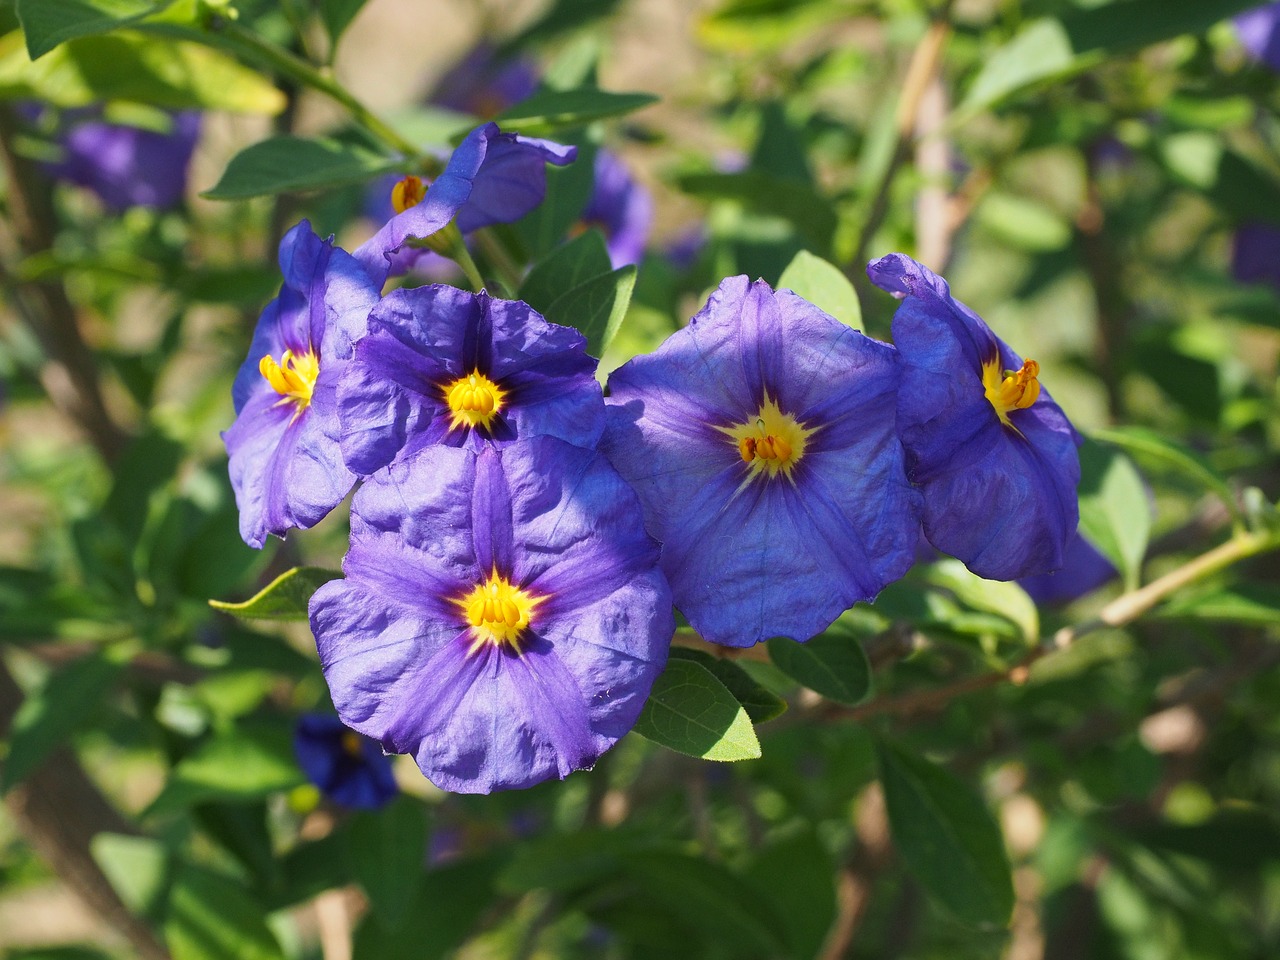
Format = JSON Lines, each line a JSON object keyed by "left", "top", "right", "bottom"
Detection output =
{"left": 309, "top": 439, "right": 673, "bottom": 794}
{"left": 336, "top": 285, "right": 604, "bottom": 475}
{"left": 355, "top": 122, "right": 576, "bottom": 283}
{"left": 430, "top": 41, "right": 539, "bottom": 119}
{"left": 603, "top": 276, "right": 921, "bottom": 648}
{"left": 223, "top": 220, "right": 381, "bottom": 548}
{"left": 1236, "top": 3, "right": 1280, "bottom": 70}
{"left": 1232, "top": 222, "right": 1280, "bottom": 289}
{"left": 867, "top": 253, "right": 1080, "bottom": 581}
{"left": 39, "top": 107, "right": 200, "bottom": 211}
{"left": 1018, "top": 532, "right": 1117, "bottom": 607}
{"left": 579, "top": 149, "right": 653, "bottom": 268}
{"left": 294, "top": 713, "right": 398, "bottom": 810}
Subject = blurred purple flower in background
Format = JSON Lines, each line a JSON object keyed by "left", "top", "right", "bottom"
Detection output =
{"left": 34, "top": 106, "right": 200, "bottom": 211}
{"left": 430, "top": 41, "right": 539, "bottom": 119}
{"left": 579, "top": 149, "right": 653, "bottom": 268}
{"left": 294, "top": 713, "right": 398, "bottom": 810}
{"left": 309, "top": 440, "right": 673, "bottom": 794}
{"left": 1236, "top": 3, "right": 1280, "bottom": 70}
{"left": 1232, "top": 222, "right": 1280, "bottom": 289}
{"left": 868, "top": 253, "right": 1080, "bottom": 581}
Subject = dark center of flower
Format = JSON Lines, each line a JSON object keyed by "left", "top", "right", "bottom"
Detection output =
{"left": 721, "top": 394, "right": 813, "bottom": 481}
{"left": 982, "top": 358, "right": 1041, "bottom": 427}
{"left": 443, "top": 370, "right": 506, "bottom": 432}
{"left": 340, "top": 731, "right": 365, "bottom": 758}
{"left": 259, "top": 348, "right": 319, "bottom": 418}
{"left": 456, "top": 570, "right": 543, "bottom": 652}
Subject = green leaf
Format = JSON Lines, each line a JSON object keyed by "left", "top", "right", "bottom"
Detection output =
{"left": 766, "top": 633, "right": 871, "bottom": 705}
{"left": 541, "top": 264, "right": 636, "bottom": 359}
{"left": 742, "top": 829, "right": 836, "bottom": 960}
{"left": 493, "top": 87, "right": 658, "bottom": 137}
{"left": 1077, "top": 439, "right": 1150, "bottom": 591}
{"left": 632, "top": 658, "right": 761, "bottom": 761}
{"left": 669, "top": 647, "right": 787, "bottom": 723}
{"left": 16, "top": 0, "right": 174, "bottom": 59}
{"left": 678, "top": 170, "right": 836, "bottom": 252}
{"left": 91, "top": 833, "right": 170, "bottom": 917}
{"left": 876, "top": 739, "right": 1014, "bottom": 927}
{"left": 209, "top": 566, "right": 341, "bottom": 622}
{"left": 148, "top": 726, "right": 303, "bottom": 814}
{"left": 347, "top": 798, "right": 428, "bottom": 931}
{"left": 777, "top": 249, "right": 862, "bottom": 330}
{"left": 0, "top": 31, "right": 287, "bottom": 113}
{"left": 164, "top": 864, "right": 285, "bottom": 960}
{"left": 518, "top": 228, "right": 613, "bottom": 314}
{"left": 919, "top": 559, "right": 1039, "bottom": 645}
{"left": 1158, "top": 583, "right": 1280, "bottom": 626}
{"left": 960, "top": 0, "right": 1259, "bottom": 116}
{"left": 974, "top": 192, "right": 1072, "bottom": 252}
{"left": 2, "top": 651, "right": 124, "bottom": 791}
{"left": 202, "top": 136, "right": 398, "bottom": 200}
{"left": 1090, "top": 427, "right": 1238, "bottom": 520}
{"left": 318, "top": 0, "right": 366, "bottom": 46}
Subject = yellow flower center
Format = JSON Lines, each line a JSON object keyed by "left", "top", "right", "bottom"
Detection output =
{"left": 390, "top": 174, "right": 426, "bottom": 214}
{"left": 455, "top": 571, "right": 543, "bottom": 652}
{"left": 259, "top": 348, "right": 320, "bottom": 417}
{"left": 443, "top": 371, "right": 507, "bottom": 432}
{"left": 982, "top": 358, "right": 1041, "bottom": 427}
{"left": 721, "top": 394, "right": 815, "bottom": 481}
{"left": 340, "top": 731, "right": 365, "bottom": 758}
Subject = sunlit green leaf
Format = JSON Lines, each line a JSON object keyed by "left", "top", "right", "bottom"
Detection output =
{"left": 542, "top": 264, "right": 636, "bottom": 359}
{"left": 16, "top": 0, "right": 177, "bottom": 59}
{"left": 1078, "top": 439, "right": 1150, "bottom": 591}
{"left": 493, "top": 87, "right": 657, "bottom": 137}
{"left": 633, "top": 658, "right": 761, "bottom": 761}
{"left": 164, "top": 864, "right": 285, "bottom": 960}
{"left": 209, "top": 566, "right": 341, "bottom": 622}
{"left": 669, "top": 646, "right": 787, "bottom": 723}
{"left": 767, "top": 633, "right": 871, "bottom": 705}
{"left": 203, "top": 136, "right": 397, "bottom": 200}
{"left": 777, "top": 249, "right": 862, "bottom": 330}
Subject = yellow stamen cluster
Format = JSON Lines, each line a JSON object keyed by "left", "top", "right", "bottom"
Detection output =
{"left": 340, "top": 731, "right": 365, "bottom": 758}
{"left": 721, "top": 394, "right": 814, "bottom": 481}
{"left": 390, "top": 175, "right": 426, "bottom": 214}
{"left": 982, "top": 358, "right": 1041, "bottom": 427}
{"left": 259, "top": 348, "right": 320, "bottom": 416}
{"left": 455, "top": 571, "right": 543, "bottom": 652}
{"left": 444, "top": 371, "right": 506, "bottom": 432}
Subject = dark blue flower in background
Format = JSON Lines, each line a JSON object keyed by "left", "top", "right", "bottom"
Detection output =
{"left": 430, "top": 41, "right": 539, "bottom": 119}
{"left": 579, "top": 149, "right": 653, "bottom": 268}
{"left": 1232, "top": 222, "right": 1280, "bottom": 290}
{"left": 223, "top": 220, "right": 380, "bottom": 548}
{"left": 295, "top": 713, "right": 398, "bottom": 810}
{"left": 336, "top": 285, "right": 604, "bottom": 475}
{"left": 1236, "top": 3, "right": 1280, "bottom": 70}
{"left": 309, "top": 439, "right": 673, "bottom": 794}
{"left": 1018, "top": 531, "right": 1118, "bottom": 607}
{"left": 354, "top": 122, "right": 576, "bottom": 283}
{"left": 34, "top": 106, "right": 200, "bottom": 211}
{"left": 603, "top": 276, "right": 920, "bottom": 648}
{"left": 867, "top": 253, "right": 1080, "bottom": 581}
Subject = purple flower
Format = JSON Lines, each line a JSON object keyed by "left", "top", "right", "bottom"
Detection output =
{"left": 867, "top": 253, "right": 1080, "bottom": 581}
{"left": 1018, "top": 531, "right": 1117, "bottom": 606}
{"left": 294, "top": 713, "right": 398, "bottom": 810}
{"left": 579, "top": 149, "right": 653, "bottom": 268}
{"left": 309, "top": 439, "right": 673, "bottom": 794}
{"left": 429, "top": 41, "right": 539, "bottom": 119}
{"left": 1236, "top": 3, "right": 1280, "bottom": 70}
{"left": 1232, "top": 222, "right": 1280, "bottom": 289}
{"left": 45, "top": 108, "right": 200, "bottom": 211}
{"left": 355, "top": 122, "right": 576, "bottom": 283}
{"left": 336, "top": 285, "right": 605, "bottom": 475}
{"left": 602, "top": 276, "right": 921, "bottom": 648}
{"left": 223, "top": 221, "right": 381, "bottom": 548}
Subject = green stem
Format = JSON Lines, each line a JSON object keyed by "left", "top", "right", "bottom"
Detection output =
{"left": 214, "top": 19, "right": 422, "bottom": 159}
{"left": 453, "top": 242, "right": 490, "bottom": 294}
{"left": 473, "top": 229, "right": 522, "bottom": 297}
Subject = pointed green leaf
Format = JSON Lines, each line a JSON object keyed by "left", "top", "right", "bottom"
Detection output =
{"left": 633, "top": 658, "right": 761, "bottom": 761}
{"left": 494, "top": 88, "right": 657, "bottom": 138}
{"left": 148, "top": 726, "right": 303, "bottom": 814}
{"left": 1077, "top": 439, "right": 1150, "bottom": 591}
{"left": 742, "top": 829, "right": 836, "bottom": 960}
{"left": 319, "top": 0, "right": 367, "bottom": 46}
{"left": 920, "top": 559, "right": 1039, "bottom": 644}
{"left": 669, "top": 647, "right": 787, "bottom": 723}
{"left": 91, "top": 833, "right": 170, "bottom": 917}
{"left": 542, "top": 264, "right": 636, "bottom": 358}
{"left": 518, "top": 228, "right": 613, "bottom": 314}
{"left": 777, "top": 249, "right": 862, "bottom": 330}
{"left": 164, "top": 864, "right": 285, "bottom": 960}
{"left": 2, "top": 651, "right": 124, "bottom": 791}
{"left": 1090, "top": 426, "right": 1238, "bottom": 521}
{"left": 1158, "top": 583, "right": 1280, "bottom": 626}
{"left": 209, "top": 566, "right": 340, "bottom": 622}
{"left": 16, "top": 0, "right": 176, "bottom": 59}
{"left": 767, "top": 633, "right": 871, "bottom": 705}
{"left": 877, "top": 739, "right": 1013, "bottom": 927}
{"left": 203, "top": 136, "right": 397, "bottom": 200}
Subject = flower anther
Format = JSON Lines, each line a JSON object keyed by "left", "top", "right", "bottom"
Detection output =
{"left": 722, "top": 395, "right": 813, "bottom": 480}
{"left": 456, "top": 570, "right": 543, "bottom": 652}
{"left": 259, "top": 348, "right": 320, "bottom": 415}
{"left": 982, "top": 358, "right": 1041, "bottom": 427}
{"left": 444, "top": 371, "right": 507, "bottom": 432}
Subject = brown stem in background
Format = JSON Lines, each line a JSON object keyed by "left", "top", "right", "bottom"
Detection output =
{"left": 0, "top": 660, "right": 171, "bottom": 960}
{"left": 850, "top": 3, "right": 954, "bottom": 272}
{"left": 0, "top": 106, "right": 129, "bottom": 463}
